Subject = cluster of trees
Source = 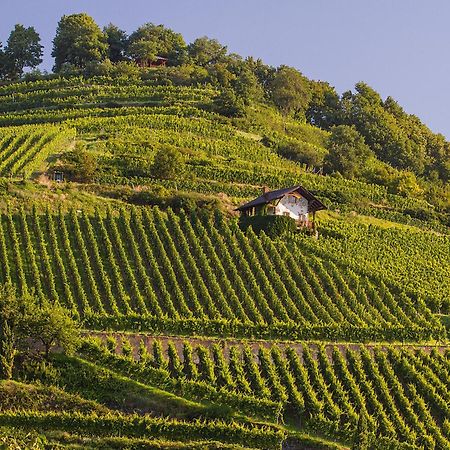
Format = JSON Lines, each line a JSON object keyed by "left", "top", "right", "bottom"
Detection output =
{"left": 306, "top": 82, "right": 450, "bottom": 206}
{"left": 0, "top": 25, "right": 43, "bottom": 80}
{"left": 0, "top": 284, "right": 79, "bottom": 380}
{"left": 52, "top": 14, "right": 188, "bottom": 71}
{"left": 308, "top": 81, "right": 450, "bottom": 183}
{"left": 2, "top": 14, "right": 310, "bottom": 119}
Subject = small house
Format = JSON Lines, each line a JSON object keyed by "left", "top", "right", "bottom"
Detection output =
{"left": 236, "top": 185, "right": 326, "bottom": 230}
{"left": 136, "top": 56, "right": 169, "bottom": 68}
{"left": 150, "top": 56, "right": 168, "bottom": 67}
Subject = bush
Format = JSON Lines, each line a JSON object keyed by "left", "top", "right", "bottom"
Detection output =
{"left": 150, "top": 146, "right": 185, "bottom": 180}
{"left": 238, "top": 215, "right": 296, "bottom": 238}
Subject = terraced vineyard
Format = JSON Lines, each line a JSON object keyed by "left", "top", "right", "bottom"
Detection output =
{"left": 53, "top": 336, "right": 450, "bottom": 449}
{"left": 0, "top": 72, "right": 448, "bottom": 449}
{"left": 0, "top": 78, "right": 216, "bottom": 112}
{"left": 294, "top": 219, "right": 450, "bottom": 313}
{"left": 0, "top": 207, "right": 442, "bottom": 342}
{"left": 0, "top": 125, "right": 74, "bottom": 177}
{"left": 0, "top": 77, "right": 439, "bottom": 226}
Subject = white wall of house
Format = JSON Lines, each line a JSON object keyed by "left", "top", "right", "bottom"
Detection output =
{"left": 273, "top": 195, "right": 309, "bottom": 221}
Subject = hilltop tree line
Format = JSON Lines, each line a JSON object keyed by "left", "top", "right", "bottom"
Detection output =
{"left": 1, "top": 13, "right": 449, "bottom": 210}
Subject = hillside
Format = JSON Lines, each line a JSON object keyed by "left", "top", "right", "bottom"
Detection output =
{"left": 0, "top": 62, "right": 449, "bottom": 448}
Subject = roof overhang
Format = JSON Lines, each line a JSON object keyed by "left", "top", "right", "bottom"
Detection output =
{"left": 236, "top": 185, "right": 326, "bottom": 213}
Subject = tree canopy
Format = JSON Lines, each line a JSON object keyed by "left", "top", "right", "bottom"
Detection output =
{"left": 24, "top": 302, "right": 80, "bottom": 359}
{"left": 187, "top": 36, "right": 227, "bottom": 66}
{"left": 0, "top": 283, "right": 80, "bottom": 379}
{"left": 151, "top": 146, "right": 185, "bottom": 179}
{"left": 324, "top": 125, "right": 373, "bottom": 179}
{"left": 103, "top": 23, "right": 128, "bottom": 63}
{"left": 52, "top": 13, "right": 108, "bottom": 71}
{"left": 3, "top": 24, "right": 42, "bottom": 79}
{"left": 269, "top": 65, "right": 311, "bottom": 116}
{"left": 0, "top": 25, "right": 43, "bottom": 80}
{"left": 127, "top": 23, "right": 187, "bottom": 66}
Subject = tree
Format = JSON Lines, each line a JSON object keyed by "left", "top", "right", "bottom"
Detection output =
{"left": 187, "top": 36, "right": 227, "bottom": 66}
{"left": 0, "top": 284, "right": 32, "bottom": 379}
{"left": 24, "top": 301, "right": 80, "bottom": 360}
{"left": 151, "top": 146, "right": 185, "bottom": 179}
{"left": 52, "top": 13, "right": 108, "bottom": 71}
{"left": 127, "top": 23, "right": 187, "bottom": 66}
{"left": 342, "top": 83, "right": 427, "bottom": 175}
{"left": 389, "top": 170, "right": 423, "bottom": 197}
{"left": 306, "top": 81, "right": 342, "bottom": 129}
{"left": 277, "top": 140, "right": 324, "bottom": 168}
{"left": 226, "top": 59, "right": 264, "bottom": 105}
{"left": 269, "top": 65, "right": 311, "bottom": 116}
{"left": 245, "top": 57, "right": 275, "bottom": 92}
{"left": 212, "top": 88, "right": 246, "bottom": 117}
{"left": 0, "top": 283, "right": 80, "bottom": 377}
{"left": 324, "top": 125, "right": 373, "bottom": 178}
{"left": 127, "top": 39, "right": 158, "bottom": 66}
{"left": 103, "top": 23, "right": 128, "bottom": 62}
{"left": 0, "top": 43, "right": 6, "bottom": 79}
{"left": 3, "top": 24, "right": 43, "bottom": 79}
{"left": 60, "top": 143, "right": 98, "bottom": 182}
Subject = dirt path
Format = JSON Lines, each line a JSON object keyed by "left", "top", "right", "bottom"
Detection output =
{"left": 85, "top": 330, "right": 450, "bottom": 361}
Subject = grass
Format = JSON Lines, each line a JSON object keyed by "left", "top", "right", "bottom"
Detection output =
{"left": 0, "top": 380, "right": 109, "bottom": 414}
{"left": 50, "top": 354, "right": 232, "bottom": 420}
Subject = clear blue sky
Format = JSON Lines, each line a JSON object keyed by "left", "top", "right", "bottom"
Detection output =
{"left": 2, "top": 0, "right": 449, "bottom": 138}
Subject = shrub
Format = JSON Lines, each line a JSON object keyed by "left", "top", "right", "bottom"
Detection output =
{"left": 238, "top": 215, "right": 296, "bottom": 238}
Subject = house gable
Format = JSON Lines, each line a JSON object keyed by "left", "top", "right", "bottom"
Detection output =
{"left": 276, "top": 194, "right": 309, "bottom": 220}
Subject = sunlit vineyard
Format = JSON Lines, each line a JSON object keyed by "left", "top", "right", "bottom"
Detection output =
{"left": 79, "top": 336, "right": 450, "bottom": 449}
{"left": 0, "top": 77, "right": 438, "bottom": 226}
{"left": 0, "top": 77, "right": 216, "bottom": 112}
{"left": 0, "top": 125, "right": 74, "bottom": 177}
{"left": 0, "top": 72, "right": 449, "bottom": 450}
{"left": 0, "top": 206, "right": 442, "bottom": 342}
{"left": 293, "top": 219, "right": 450, "bottom": 313}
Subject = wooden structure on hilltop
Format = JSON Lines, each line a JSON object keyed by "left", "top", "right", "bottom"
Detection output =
{"left": 136, "top": 56, "right": 169, "bottom": 68}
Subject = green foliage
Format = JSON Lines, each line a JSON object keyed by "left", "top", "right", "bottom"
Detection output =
{"left": 59, "top": 142, "right": 98, "bottom": 182}
{"left": 151, "top": 146, "right": 185, "bottom": 180}
{"left": 306, "top": 81, "right": 341, "bottom": 129}
{"left": 352, "top": 412, "right": 371, "bottom": 449}
{"left": 52, "top": 14, "right": 108, "bottom": 71}
{"left": 276, "top": 139, "right": 325, "bottom": 167}
{"left": 121, "top": 339, "right": 133, "bottom": 359}
{"left": 127, "top": 23, "right": 187, "bottom": 66}
{"left": 324, "top": 125, "right": 373, "bottom": 178}
{"left": 0, "top": 284, "right": 32, "bottom": 380}
{"left": 22, "top": 300, "right": 80, "bottom": 360}
{"left": 187, "top": 37, "right": 227, "bottom": 66}
{"left": 105, "top": 336, "right": 116, "bottom": 354}
{"left": 238, "top": 215, "right": 297, "bottom": 238}
{"left": 103, "top": 24, "right": 128, "bottom": 63}
{"left": 213, "top": 89, "right": 246, "bottom": 117}
{"left": 0, "top": 207, "right": 443, "bottom": 342}
{"left": 2, "top": 24, "right": 43, "bottom": 79}
{"left": 270, "top": 65, "right": 311, "bottom": 117}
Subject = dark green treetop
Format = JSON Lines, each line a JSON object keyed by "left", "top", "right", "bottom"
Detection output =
{"left": 269, "top": 65, "right": 311, "bottom": 117}
{"left": 127, "top": 23, "right": 187, "bottom": 65}
{"left": 324, "top": 125, "right": 373, "bottom": 179}
{"left": 103, "top": 23, "right": 128, "bottom": 62}
{"left": 187, "top": 36, "right": 227, "bottom": 66}
{"left": 52, "top": 13, "right": 108, "bottom": 71}
{"left": 1, "top": 24, "right": 43, "bottom": 79}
